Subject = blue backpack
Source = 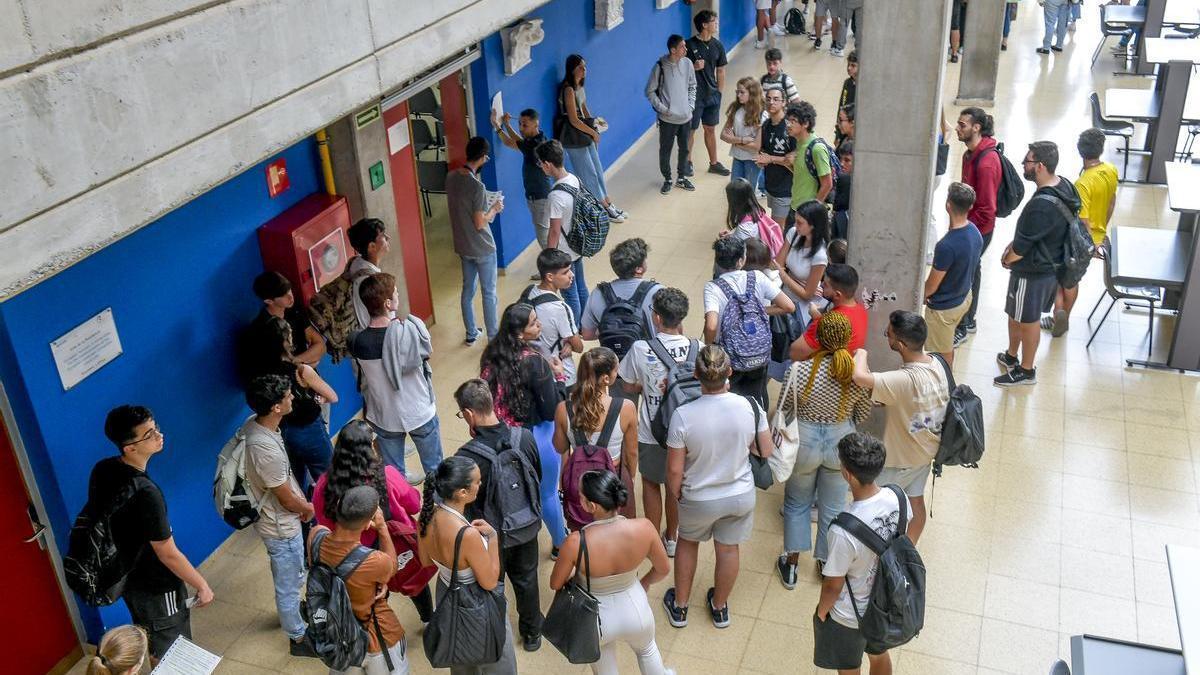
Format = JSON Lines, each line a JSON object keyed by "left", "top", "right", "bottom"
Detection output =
{"left": 714, "top": 272, "right": 771, "bottom": 371}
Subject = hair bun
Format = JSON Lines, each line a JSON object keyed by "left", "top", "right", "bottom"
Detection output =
{"left": 609, "top": 480, "right": 629, "bottom": 508}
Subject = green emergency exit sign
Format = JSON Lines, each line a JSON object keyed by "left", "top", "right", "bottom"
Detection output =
{"left": 369, "top": 161, "right": 386, "bottom": 190}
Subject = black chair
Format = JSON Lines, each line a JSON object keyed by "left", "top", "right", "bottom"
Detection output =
{"left": 410, "top": 119, "right": 443, "bottom": 158}
{"left": 416, "top": 160, "right": 448, "bottom": 217}
{"left": 1094, "top": 4, "right": 1133, "bottom": 66}
{"left": 1090, "top": 92, "right": 1135, "bottom": 180}
{"left": 409, "top": 88, "right": 442, "bottom": 119}
{"left": 1086, "top": 240, "right": 1162, "bottom": 359}
{"left": 1179, "top": 124, "right": 1200, "bottom": 161}
{"left": 1049, "top": 660, "right": 1071, "bottom": 675}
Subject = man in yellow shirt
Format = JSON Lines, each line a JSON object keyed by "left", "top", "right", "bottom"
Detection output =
{"left": 1042, "top": 128, "right": 1118, "bottom": 337}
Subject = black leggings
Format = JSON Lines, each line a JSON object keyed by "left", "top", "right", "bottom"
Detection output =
{"left": 410, "top": 585, "right": 434, "bottom": 623}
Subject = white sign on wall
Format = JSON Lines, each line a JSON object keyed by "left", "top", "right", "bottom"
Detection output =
{"left": 50, "top": 308, "right": 123, "bottom": 391}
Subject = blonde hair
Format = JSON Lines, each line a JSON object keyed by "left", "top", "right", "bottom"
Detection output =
{"left": 87, "top": 625, "right": 148, "bottom": 675}
{"left": 799, "top": 311, "right": 856, "bottom": 420}
{"left": 725, "top": 77, "right": 764, "bottom": 131}
{"left": 569, "top": 348, "right": 619, "bottom": 432}
{"left": 695, "top": 345, "right": 732, "bottom": 388}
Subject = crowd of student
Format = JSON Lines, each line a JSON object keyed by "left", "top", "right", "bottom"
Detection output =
{"left": 78, "top": 3, "right": 1123, "bottom": 674}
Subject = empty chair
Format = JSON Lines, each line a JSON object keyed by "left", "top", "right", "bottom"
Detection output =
{"left": 1086, "top": 239, "right": 1162, "bottom": 359}
{"left": 410, "top": 118, "right": 439, "bottom": 158}
{"left": 1093, "top": 4, "right": 1133, "bottom": 67}
{"left": 416, "top": 160, "right": 448, "bottom": 217}
{"left": 1090, "top": 92, "right": 1135, "bottom": 180}
{"left": 1049, "top": 660, "right": 1071, "bottom": 675}
{"left": 409, "top": 88, "right": 442, "bottom": 119}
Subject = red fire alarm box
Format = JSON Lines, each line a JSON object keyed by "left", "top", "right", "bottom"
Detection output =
{"left": 258, "top": 193, "right": 352, "bottom": 306}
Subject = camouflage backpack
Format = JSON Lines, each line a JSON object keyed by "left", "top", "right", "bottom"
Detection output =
{"left": 308, "top": 262, "right": 370, "bottom": 363}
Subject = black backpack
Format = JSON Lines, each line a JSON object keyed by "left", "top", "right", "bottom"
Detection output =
{"left": 784, "top": 7, "right": 807, "bottom": 34}
{"left": 64, "top": 477, "right": 151, "bottom": 607}
{"left": 648, "top": 338, "right": 702, "bottom": 448}
{"left": 833, "top": 484, "right": 926, "bottom": 653}
{"left": 597, "top": 281, "right": 655, "bottom": 359}
{"left": 929, "top": 354, "right": 985, "bottom": 478}
{"left": 804, "top": 137, "right": 844, "bottom": 204}
{"left": 972, "top": 142, "right": 1026, "bottom": 218}
{"left": 1035, "top": 193, "right": 1093, "bottom": 289}
{"left": 519, "top": 284, "right": 562, "bottom": 310}
{"left": 304, "top": 530, "right": 395, "bottom": 672}
{"left": 460, "top": 427, "right": 542, "bottom": 548}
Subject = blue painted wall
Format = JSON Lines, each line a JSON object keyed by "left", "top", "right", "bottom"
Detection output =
{"left": 472, "top": 0, "right": 754, "bottom": 265}
{"left": 0, "top": 138, "right": 361, "bottom": 638}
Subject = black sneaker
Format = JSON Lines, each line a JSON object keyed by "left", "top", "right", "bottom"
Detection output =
{"left": 464, "top": 329, "right": 483, "bottom": 346}
{"left": 683, "top": 161, "right": 695, "bottom": 177}
{"left": 550, "top": 546, "right": 560, "bottom": 561}
{"left": 777, "top": 555, "right": 798, "bottom": 590}
{"left": 996, "top": 351, "right": 1020, "bottom": 370}
{"left": 522, "top": 634, "right": 542, "bottom": 652}
{"left": 994, "top": 366, "right": 1037, "bottom": 387}
{"left": 708, "top": 162, "right": 731, "bottom": 176}
{"left": 953, "top": 328, "right": 969, "bottom": 348}
{"left": 661, "top": 180, "right": 673, "bottom": 195}
{"left": 290, "top": 638, "right": 319, "bottom": 658}
{"left": 961, "top": 320, "right": 978, "bottom": 334}
{"left": 1037, "top": 47, "right": 1051, "bottom": 55}
{"left": 706, "top": 587, "right": 730, "bottom": 628}
{"left": 1050, "top": 45, "right": 1064, "bottom": 52}
{"left": 813, "top": 37, "right": 823, "bottom": 50}
{"left": 675, "top": 177, "right": 696, "bottom": 191}
{"left": 663, "top": 587, "right": 689, "bottom": 627}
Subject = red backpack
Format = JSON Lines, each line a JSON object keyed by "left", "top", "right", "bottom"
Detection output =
{"left": 560, "top": 402, "right": 622, "bottom": 531}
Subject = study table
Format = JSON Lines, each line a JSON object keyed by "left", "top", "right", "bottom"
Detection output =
{"left": 1107, "top": 225, "right": 1194, "bottom": 369}
{"left": 1166, "top": 162, "right": 1200, "bottom": 233}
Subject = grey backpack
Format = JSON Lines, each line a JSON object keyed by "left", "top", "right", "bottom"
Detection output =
{"left": 648, "top": 338, "right": 701, "bottom": 447}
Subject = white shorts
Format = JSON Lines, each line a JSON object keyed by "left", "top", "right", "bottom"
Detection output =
{"left": 757, "top": 0, "right": 774, "bottom": 10}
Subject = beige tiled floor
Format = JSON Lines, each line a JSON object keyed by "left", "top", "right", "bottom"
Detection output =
{"left": 72, "top": 7, "right": 1200, "bottom": 675}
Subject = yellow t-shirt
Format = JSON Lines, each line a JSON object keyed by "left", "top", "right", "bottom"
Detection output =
{"left": 1076, "top": 162, "right": 1119, "bottom": 245}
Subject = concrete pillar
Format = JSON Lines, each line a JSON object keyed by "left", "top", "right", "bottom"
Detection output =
{"left": 327, "top": 108, "right": 412, "bottom": 315}
{"left": 955, "top": 0, "right": 1006, "bottom": 106}
{"left": 848, "top": 0, "right": 952, "bottom": 370}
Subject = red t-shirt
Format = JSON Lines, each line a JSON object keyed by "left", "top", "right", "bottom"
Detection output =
{"left": 803, "top": 302, "right": 869, "bottom": 352}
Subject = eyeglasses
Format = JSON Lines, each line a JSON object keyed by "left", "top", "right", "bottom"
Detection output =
{"left": 1022, "top": 158, "right": 1039, "bottom": 166}
{"left": 455, "top": 410, "right": 465, "bottom": 419}
{"left": 130, "top": 426, "right": 163, "bottom": 445}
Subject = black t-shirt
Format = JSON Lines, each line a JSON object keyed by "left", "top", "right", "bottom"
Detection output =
{"left": 685, "top": 35, "right": 728, "bottom": 99}
{"left": 265, "top": 361, "right": 323, "bottom": 427}
{"left": 240, "top": 307, "right": 313, "bottom": 385}
{"left": 87, "top": 457, "right": 178, "bottom": 593}
{"left": 517, "top": 132, "right": 552, "bottom": 200}
{"left": 761, "top": 117, "right": 796, "bottom": 198}
{"left": 833, "top": 173, "right": 853, "bottom": 212}
{"left": 349, "top": 326, "right": 387, "bottom": 360}
{"left": 458, "top": 424, "right": 542, "bottom": 528}
{"left": 1012, "top": 179, "right": 1080, "bottom": 278}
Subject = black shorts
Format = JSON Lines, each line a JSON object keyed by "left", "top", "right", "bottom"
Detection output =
{"left": 950, "top": 0, "right": 965, "bottom": 30}
{"left": 124, "top": 582, "right": 191, "bottom": 658}
{"left": 814, "top": 613, "right": 881, "bottom": 669}
{"left": 691, "top": 94, "right": 722, "bottom": 129}
{"left": 1005, "top": 273, "right": 1057, "bottom": 324}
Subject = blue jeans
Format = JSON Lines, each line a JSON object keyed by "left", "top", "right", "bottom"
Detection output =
{"left": 460, "top": 252, "right": 498, "bottom": 340}
{"left": 560, "top": 258, "right": 589, "bottom": 327}
{"left": 280, "top": 418, "right": 333, "bottom": 493}
{"left": 370, "top": 416, "right": 444, "bottom": 478}
{"left": 531, "top": 420, "right": 567, "bottom": 547}
{"left": 1118, "top": 0, "right": 1145, "bottom": 46}
{"left": 1070, "top": 1, "right": 1081, "bottom": 22}
{"left": 564, "top": 144, "right": 609, "bottom": 202}
{"left": 262, "top": 532, "right": 307, "bottom": 640}
{"left": 731, "top": 158, "right": 762, "bottom": 188}
{"left": 1042, "top": 0, "right": 1070, "bottom": 49}
{"left": 783, "top": 419, "right": 854, "bottom": 561}
{"left": 1003, "top": 3, "right": 1014, "bottom": 38}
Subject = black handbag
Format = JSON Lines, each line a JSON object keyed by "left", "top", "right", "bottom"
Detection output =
{"left": 543, "top": 527, "right": 602, "bottom": 664}
{"left": 554, "top": 85, "right": 596, "bottom": 148}
{"left": 423, "top": 526, "right": 508, "bottom": 668}
{"left": 747, "top": 398, "right": 775, "bottom": 490}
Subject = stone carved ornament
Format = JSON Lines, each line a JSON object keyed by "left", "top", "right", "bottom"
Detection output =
{"left": 596, "top": 0, "right": 624, "bottom": 30}
{"left": 502, "top": 19, "right": 545, "bottom": 75}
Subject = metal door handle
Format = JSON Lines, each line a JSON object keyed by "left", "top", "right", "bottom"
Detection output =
{"left": 23, "top": 522, "right": 46, "bottom": 544}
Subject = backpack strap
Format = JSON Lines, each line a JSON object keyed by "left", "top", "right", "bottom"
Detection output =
{"left": 928, "top": 353, "right": 957, "bottom": 391}
{"left": 628, "top": 281, "right": 655, "bottom": 309}
{"left": 647, "top": 336, "right": 676, "bottom": 373}
{"left": 507, "top": 427, "right": 525, "bottom": 453}
{"left": 831, "top": 512, "right": 889, "bottom": 557}
{"left": 888, "top": 483, "right": 910, "bottom": 536}
{"left": 460, "top": 438, "right": 499, "bottom": 465}
{"left": 598, "top": 282, "right": 618, "bottom": 307}
{"left": 714, "top": 276, "right": 737, "bottom": 302}
{"left": 1030, "top": 193, "right": 1080, "bottom": 264}
{"left": 744, "top": 270, "right": 759, "bottom": 300}
{"left": 596, "top": 400, "right": 624, "bottom": 449}
{"left": 520, "top": 284, "right": 536, "bottom": 304}
{"left": 969, "top": 144, "right": 997, "bottom": 169}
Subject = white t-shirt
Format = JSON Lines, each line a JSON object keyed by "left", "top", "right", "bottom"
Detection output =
{"left": 548, "top": 173, "right": 582, "bottom": 261}
{"left": 618, "top": 333, "right": 698, "bottom": 445}
{"left": 824, "top": 487, "right": 913, "bottom": 628}
{"left": 666, "top": 391, "right": 766, "bottom": 502}
{"left": 703, "top": 270, "right": 783, "bottom": 341}
{"left": 526, "top": 286, "right": 578, "bottom": 386}
{"left": 783, "top": 230, "right": 829, "bottom": 303}
{"left": 729, "top": 217, "right": 760, "bottom": 243}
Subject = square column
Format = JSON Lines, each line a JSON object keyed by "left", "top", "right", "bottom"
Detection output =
{"left": 955, "top": 0, "right": 1006, "bottom": 107}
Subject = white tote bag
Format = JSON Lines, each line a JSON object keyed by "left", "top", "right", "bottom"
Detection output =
{"left": 768, "top": 364, "right": 802, "bottom": 482}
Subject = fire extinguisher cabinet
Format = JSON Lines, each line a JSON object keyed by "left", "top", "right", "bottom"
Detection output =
{"left": 257, "top": 193, "right": 352, "bottom": 306}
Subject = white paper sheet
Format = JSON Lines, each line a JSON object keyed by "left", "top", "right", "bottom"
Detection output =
{"left": 151, "top": 636, "right": 221, "bottom": 675}
{"left": 387, "top": 121, "right": 410, "bottom": 155}
{"left": 491, "top": 91, "right": 504, "bottom": 119}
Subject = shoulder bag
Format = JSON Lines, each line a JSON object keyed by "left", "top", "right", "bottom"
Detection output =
{"left": 423, "top": 526, "right": 508, "bottom": 668}
{"left": 542, "top": 527, "right": 602, "bottom": 664}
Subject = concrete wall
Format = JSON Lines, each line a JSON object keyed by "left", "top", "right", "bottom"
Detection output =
{"left": 0, "top": 0, "right": 552, "bottom": 300}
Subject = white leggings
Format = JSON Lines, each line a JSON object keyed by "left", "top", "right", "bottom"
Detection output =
{"left": 591, "top": 583, "right": 669, "bottom": 675}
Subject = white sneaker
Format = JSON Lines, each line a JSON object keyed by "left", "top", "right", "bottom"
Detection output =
{"left": 770, "top": 24, "right": 787, "bottom": 36}
{"left": 830, "top": 46, "right": 844, "bottom": 57}
{"left": 755, "top": 39, "right": 767, "bottom": 49}
{"left": 663, "top": 535, "right": 677, "bottom": 558}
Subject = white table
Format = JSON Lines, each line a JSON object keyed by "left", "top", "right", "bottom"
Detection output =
{"left": 1167, "top": 545, "right": 1200, "bottom": 674}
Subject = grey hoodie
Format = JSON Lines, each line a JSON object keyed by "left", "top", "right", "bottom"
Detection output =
{"left": 646, "top": 55, "right": 696, "bottom": 125}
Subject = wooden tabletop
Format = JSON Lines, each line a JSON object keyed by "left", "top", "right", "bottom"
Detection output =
{"left": 1108, "top": 225, "right": 1192, "bottom": 289}
{"left": 1166, "top": 545, "right": 1200, "bottom": 675}
{"left": 1143, "top": 37, "right": 1200, "bottom": 64}
{"left": 1166, "top": 162, "right": 1200, "bottom": 213}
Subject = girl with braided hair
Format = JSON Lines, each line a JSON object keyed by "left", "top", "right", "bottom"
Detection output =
{"left": 774, "top": 310, "right": 873, "bottom": 590}
{"left": 313, "top": 420, "right": 433, "bottom": 621}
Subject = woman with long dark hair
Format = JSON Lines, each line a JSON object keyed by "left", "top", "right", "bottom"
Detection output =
{"left": 480, "top": 302, "right": 567, "bottom": 552}
{"left": 557, "top": 54, "right": 628, "bottom": 223}
{"left": 552, "top": 348, "right": 638, "bottom": 528}
{"left": 721, "top": 178, "right": 774, "bottom": 247}
{"left": 417, "top": 456, "right": 516, "bottom": 674}
{"left": 776, "top": 199, "right": 831, "bottom": 329}
{"left": 549, "top": 470, "right": 672, "bottom": 674}
{"left": 313, "top": 419, "right": 433, "bottom": 622}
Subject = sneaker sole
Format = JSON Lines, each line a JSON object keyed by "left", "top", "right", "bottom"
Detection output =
{"left": 994, "top": 377, "right": 1037, "bottom": 387}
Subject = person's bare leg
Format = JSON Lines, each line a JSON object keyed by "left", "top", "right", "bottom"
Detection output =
{"left": 814, "top": 13, "right": 825, "bottom": 37}
{"left": 673, "top": 539, "right": 700, "bottom": 606}
{"left": 866, "top": 651, "right": 893, "bottom": 675}
{"left": 665, "top": 490, "right": 679, "bottom": 542}
{"left": 837, "top": 669, "right": 862, "bottom": 675}
{"left": 757, "top": 10, "right": 768, "bottom": 41}
{"left": 939, "top": 350, "right": 955, "bottom": 366}
{"left": 1006, "top": 317, "right": 1021, "bottom": 359}
{"left": 831, "top": 17, "right": 842, "bottom": 45}
{"left": 950, "top": 29, "right": 961, "bottom": 56}
{"left": 704, "top": 125, "right": 718, "bottom": 165}
{"left": 1018, "top": 320, "right": 1041, "bottom": 370}
{"left": 907, "top": 496, "right": 927, "bottom": 544}
{"left": 1061, "top": 285, "right": 1079, "bottom": 316}
{"left": 643, "top": 479, "right": 663, "bottom": 535}
{"left": 712, "top": 542, "right": 741, "bottom": 608}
